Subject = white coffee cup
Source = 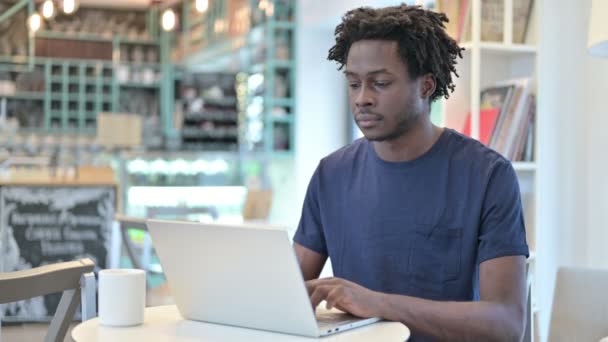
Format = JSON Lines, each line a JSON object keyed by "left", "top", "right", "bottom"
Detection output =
{"left": 98, "top": 269, "right": 146, "bottom": 327}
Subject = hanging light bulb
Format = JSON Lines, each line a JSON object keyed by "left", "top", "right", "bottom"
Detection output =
{"left": 265, "top": 2, "right": 274, "bottom": 17}
{"left": 62, "top": 0, "right": 78, "bottom": 15}
{"left": 28, "top": 13, "right": 42, "bottom": 32}
{"left": 161, "top": 9, "right": 176, "bottom": 31}
{"left": 195, "top": 0, "right": 209, "bottom": 13}
{"left": 41, "top": 0, "right": 55, "bottom": 19}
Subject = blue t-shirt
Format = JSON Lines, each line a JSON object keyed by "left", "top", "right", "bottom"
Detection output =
{"left": 294, "top": 128, "right": 529, "bottom": 302}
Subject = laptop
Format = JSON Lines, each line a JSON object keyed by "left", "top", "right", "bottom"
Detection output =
{"left": 146, "top": 219, "right": 381, "bottom": 337}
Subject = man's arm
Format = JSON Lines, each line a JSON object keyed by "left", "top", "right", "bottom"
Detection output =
{"left": 294, "top": 243, "right": 327, "bottom": 281}
{"left": 306, "top": 255, "right": 527, "bottom": 342}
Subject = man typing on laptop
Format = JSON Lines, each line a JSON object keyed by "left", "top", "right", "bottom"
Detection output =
{"left": 293, "top": 4, "right": 529, "bottom": 342}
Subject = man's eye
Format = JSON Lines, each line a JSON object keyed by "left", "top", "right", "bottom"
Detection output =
{"left": 374, "top": 81, "right": 390, "bottom": 88}
{"left": 349, "top": 83, "right": 360, "bottom": 89}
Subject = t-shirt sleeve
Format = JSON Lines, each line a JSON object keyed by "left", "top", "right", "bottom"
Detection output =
{"left": 477, "top": 159, "right": 530, "bottom": 264}
{"left": 293, "top": 163, "right": 328, "bottom": 256}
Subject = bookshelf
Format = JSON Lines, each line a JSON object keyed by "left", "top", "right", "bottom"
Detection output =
{"left": 436, "top": 0, "right": 539, "bottom": 339}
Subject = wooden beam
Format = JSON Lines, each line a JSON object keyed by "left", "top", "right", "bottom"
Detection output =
{"left": 0, "top": 0, "right": 29, "bottom": 25}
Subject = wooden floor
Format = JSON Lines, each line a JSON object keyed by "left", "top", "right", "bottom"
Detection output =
{"left": 1, "top": 284, "right": 173, "bottom": 342}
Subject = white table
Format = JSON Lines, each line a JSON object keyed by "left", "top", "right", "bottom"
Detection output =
{"left": 72, "top": 305, "right": 410, "bottom": 341}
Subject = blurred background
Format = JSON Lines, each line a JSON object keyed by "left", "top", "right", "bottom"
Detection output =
{"left": 1, "top": 1, "right": 608, "bottom": 341}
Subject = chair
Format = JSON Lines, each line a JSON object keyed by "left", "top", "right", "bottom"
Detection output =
{"left": 114, "top": 205, "right": 219, "bottom": 274}
{"left": 0, "top": 258, "right": 96, "bottom": 342}
{"left": 547, "top": 266, "right": 608, "bottom": 342}
{"left": 114, "top": 214, "right": 157, "bottom": 273}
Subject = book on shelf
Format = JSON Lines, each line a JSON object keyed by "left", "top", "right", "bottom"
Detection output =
{"left": 435, "top": 0, "right": 462, "bottom": 40}
{"left": 494, "top": 78, "right": 533, "bottom": 160}
{"left": 512, "top": 95, "right": 535, "bottom": 161}
{"left": 462, "top": 108, "right": 499, "bottom": 146}
{"left": 458, "top": 0, "right": 471, "bottom": 43}
{"left": 436, "top": 0, "right": 534, "bottom": 44}
{"left": 462, "top": 78, "right": 535, "bottom": 162}
{"left": 462, "top": 84, "right": 514, "bottom": 146}
{"left": 523, "top": 112, "right": 535, "bottom": 161}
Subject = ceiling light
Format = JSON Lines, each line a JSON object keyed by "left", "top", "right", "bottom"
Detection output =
{"left": 41, "top": 0, "right": 55, "bottom": 19}
{"left": 28, "top": 13, "right": 42, "bottom": 32}
{"left": 63, "top": 0, "right": 78, "bottom": 15}
{"left": 265, "top": 2, "right": 274, "bottom": 17}
{"left": 161, "top": 9, "right": 176, "bottom": 31}
{"left": 195, "top": 0, "right": 208, "bottom": 13}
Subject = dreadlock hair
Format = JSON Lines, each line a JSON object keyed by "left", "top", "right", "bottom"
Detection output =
{"left": 327, "top": 4, "right": 464, "bottom": 102}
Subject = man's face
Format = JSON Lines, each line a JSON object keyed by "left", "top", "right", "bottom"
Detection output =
{"left": 345, "top": 40, "right": 429, "bottom": 142}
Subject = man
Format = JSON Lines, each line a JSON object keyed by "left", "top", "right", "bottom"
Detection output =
{"left": 293, "top": 4, "right": 529, "bottom": 342}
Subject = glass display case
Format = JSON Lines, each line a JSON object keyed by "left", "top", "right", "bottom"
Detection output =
{"left": 116, "top": 151, "right": 266, "bottom": 223}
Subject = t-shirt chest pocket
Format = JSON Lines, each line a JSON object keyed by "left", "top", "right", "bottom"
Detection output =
{"left": 409, "top": 224, "right": 463, "bottom": 291}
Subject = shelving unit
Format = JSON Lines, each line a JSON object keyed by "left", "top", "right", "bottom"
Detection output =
{"left": 1, "top": 58, "right": 161, "bottom": 136}
{"left": 175, "top": 71, "right": 240, "bottom": 151}
{"left": 33, "top": 31, "right": 160, "bottom": 48}
{"left": 2, "top": 92, "right": 45, "bottom": 100}
{"left": 174, "top": 0, "right": 297, "bottom": 155}
{"left": 0, "top": 3, "right": 165, "bottom": 149}
{"left": 437, "top": 1, "right": 540, "bottom": 339}
{"left": 244, "top": 1, "right": 296, "bottom": 155}
{"left": 1, "top": 0, "right": 296, "bottom": 157}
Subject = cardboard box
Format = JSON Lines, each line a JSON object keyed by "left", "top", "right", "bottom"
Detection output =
{"left": 242, "top": 189, "right": 273, "bottom": 221}
{"left": 96, "top": 112, "right": 142, "bottom": 148}
{"left": 0, "top": 81, "right": 16, "bottom": 96}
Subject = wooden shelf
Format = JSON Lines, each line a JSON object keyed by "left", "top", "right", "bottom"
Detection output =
{"left": 49, "top": 110, "right": 87, "bottom": 117}
{"left": 117, "top": 39, "right": 159, "bottom": 46}
{"left": 181, "top": 128, "right": 238, "bottom": 139}
{"left": 270, "top": 98, "right": 294, "bottom": 108}
{"left": 36, "top": 31, "right": 158, "bottom": 45}
{"left": 0, "top": 55, "right": 30, "bottom": 63}
{"left": 184, "top": 112, "right": 238, "bottom": 122}
{"left": 271, "top": 116, "right": 293, "bottom": 124}
{"left": 15, "top": 128, "right": 46, "bottom": 135}
{"left": 116, "top": 62, "right": 161, "bottom": 69}
{"left": 118, "top": 82, "right": 160, "bottom": 89}
{"left": 1, "top": 92, "right": 45, "bottom": 100}
{"left": 512, "top": 162, "right": 537, "bottom": 172}
{"left": 461, "top": 42, "right": 537, "bottom": 55}
{"left": 202, "top": 97, "right": 237, "bottom": 107}
{"left": 50, "top": 76, "right": 113, "bottom": 84}
{"left": 36, "top": 31, "right": 113, "bottom": 42}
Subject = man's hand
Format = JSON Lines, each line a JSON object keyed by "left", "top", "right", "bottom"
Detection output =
{"left": 305, "top": 277, "right": 384, "bottom": 318}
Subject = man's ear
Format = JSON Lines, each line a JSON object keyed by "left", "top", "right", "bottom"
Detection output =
{"left": 420, "top": 74, "right": 436, "bottom": 100}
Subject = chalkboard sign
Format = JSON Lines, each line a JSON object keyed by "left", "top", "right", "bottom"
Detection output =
{"left": 0, "top": 186, "right": 115, "bottom": 322}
